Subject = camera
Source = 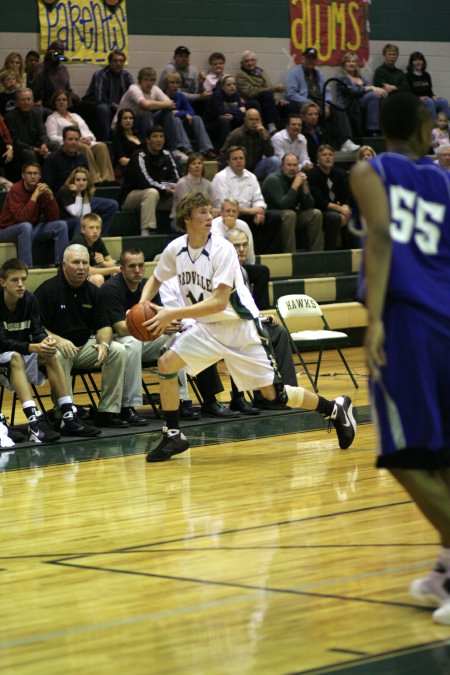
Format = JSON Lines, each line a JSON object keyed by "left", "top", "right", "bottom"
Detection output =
{"left": 50, "top": 50, "right": 67, "bottom": 63}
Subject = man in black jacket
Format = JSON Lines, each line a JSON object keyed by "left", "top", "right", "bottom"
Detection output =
{"left": 306, "top": 144, "right": 358, "bottom": 250}
{"left": 122, "top": 125, "right": 179, "bottom": 236}
{"left": 0, "top": 257, "right": 100, "bottom": 443}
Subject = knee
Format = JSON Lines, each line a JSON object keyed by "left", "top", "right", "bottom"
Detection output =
{"left": 108, "top": 341, "right": 126, "bottom": 362}
{"left": 19, "top": 222, "right": 33, "bottom": 236}
{"left": 157, "top": 352, "right": 176, "bottom": 375}
{"left": 9, "top": 352, "right": 24, "bottom": 370}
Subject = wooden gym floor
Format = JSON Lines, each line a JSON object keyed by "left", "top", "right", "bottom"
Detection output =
{"left": 1, "top": 348, "right": 449, "bottom": 674}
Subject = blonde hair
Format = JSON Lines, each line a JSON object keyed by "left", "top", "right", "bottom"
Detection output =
{"left": 81, "top": 212, "right": 102, "bottom": 229}
{"left": 64, "top": 167, "right": 95, "bottom": 199}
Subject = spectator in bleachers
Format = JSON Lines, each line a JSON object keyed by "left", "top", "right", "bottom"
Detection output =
{"left": 112, "top": 108, "right": 143, "bottom": 184}
{"left": 373, "top": 44, "right": 409, "bottom": 96}
{"left": 306, "top": 144, "right": 357, "bottom": 250}
{"left": 112, "top": 67, "right": 174, "bottom": 135}
{"left": 236, "top": 51, "right": 287, "bottom": 133}
{"left": 336, "top": 52, "right": 386, "bottom": 137}
{"left": 32, "top": 40, "right": 98, "bottom": 131}
{"left": 357, "top": 145, "right": 377, "bottom": 160}
{"left": 5, "top": 89, "right": 56, "bottom": 170}
{"left": 45, "top": 90, "right": 115, "bottom": 185}
{"left": 101, "top": 247, "right": 198, "bottom": 424}
{"left": 205, "top": 75, "right": 247, "bottom": 148}
{"left": 211, "top": 198, "right": 255, "bottom": 264}
{"left": 0, "top": 161, "right": 68, "bottom": 267}
{"left": 82, "top": 49, "right": 134, "bottom": 141}
{"left": 226, "top": 228, "right": 298, "bottom": 415}
{"left": 122, "top": 125, "right": 179, "bottom": 236}
{"left": 57, "top": 166, "right": 94, "bottom": 224}
{"left": 70, "top": 212, "right": 119, "bottom": 287}
{"left": 270, "top": 113, "right": 313, "bottom": 169}
{"left": 432, "top": 112, "right": 450, "bottom": 150}
{"left": 300, "top": 102, "right": 326, "bottom": 164}
{"left": 262, "top": 153, "right": 323, "bottom": 253}
{"left": 41, "top": 126, "right": 118, "bottom": 235}
{"left": 111, "top": 67, "right": 190, "bottom": 161}
{"left": 170, "top": 152, "right": 215, "bottom": 229}
{"left": 159, "top": 46, "right": 211, "bottom": 112}
{"left": 35, "top": 243, "right": 128, "bottom": 429}
{"left": 0, "top": 70, "right": 19, "bottom": 117}
{"left": 0, "top": 113, "right": 14, "bottom": 184}
{"left": 203, "top": 52, "right": 226, "bottom": 93}
{"left": 435, "top": 144, "right": 450, "bottom": 172}
{"left": 211, "top": 199, "right": 271, "bottom": 310}
{"left": 406, "top": 51, "right": 450, "bottom": 122}
{"left": 0, "top": 53, "right": 26, "bottom": 91}
{"left": 0, "top": 257, "right": 100, "bottom": 443}
{"left": 162, "top": 72, "right": 216, "bottom": 160}
{"left": 218, "top": 108, "right": 279, "bottom": 180}
{"left": 212, "top": 145, "right": 282, "bottom": 254}
{"left": 285, "top": 47, "right": 359, "bottom": 153}
{"left": 24, "top": 51, "right": 40, "bottom": 91}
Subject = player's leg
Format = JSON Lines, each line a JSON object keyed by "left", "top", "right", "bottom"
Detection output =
{"left": 259, "top": 382, "right": 356, "bottom": 450}
{"left": 146, "top": 348, "right": 191, "bottom": 463}
{"left": 391, "top": 467, "right": 450, "bottom": 624}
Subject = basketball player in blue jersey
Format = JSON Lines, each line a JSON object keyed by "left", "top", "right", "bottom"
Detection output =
{"left": 350, "top": 91, "right": 450, "bottom": 625}
{"left": 139, "top": 191, "right": 356, "bottom": 462}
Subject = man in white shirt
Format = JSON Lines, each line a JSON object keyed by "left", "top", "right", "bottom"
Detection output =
{"left": 211, "top": 145, "right": 282, "bottom": 254}
{"left": 271, "top": 114, "right": 313, "bottom": 169}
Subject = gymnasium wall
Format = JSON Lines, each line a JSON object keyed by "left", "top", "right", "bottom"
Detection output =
{"left": 1, "top": 1, "right": 449, "bottom": 99}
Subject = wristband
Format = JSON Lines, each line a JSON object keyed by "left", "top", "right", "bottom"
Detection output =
{"left": 100, "top": 341, "right": 110, "bottom": 351}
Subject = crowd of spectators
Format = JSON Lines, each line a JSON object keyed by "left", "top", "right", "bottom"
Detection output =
{"left": 0, "top": 41, "right": 448, "bottom": 445}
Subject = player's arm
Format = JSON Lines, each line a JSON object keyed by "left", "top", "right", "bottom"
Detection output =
{"left": 144, "top": 284, "right": 231, "bottom": 338}
{"left": 139, "top": 274, "right": 162, "bottom": 303}
{"left": 350, "top": 161, "right": 392, "bottom": 379}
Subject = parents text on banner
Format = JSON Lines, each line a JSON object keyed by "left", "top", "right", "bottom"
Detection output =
{"left": 290, "top": 0, "right": 370, "bottom": 66}
{"left": 38, "top": 0, "right": 128, "bottom": 64}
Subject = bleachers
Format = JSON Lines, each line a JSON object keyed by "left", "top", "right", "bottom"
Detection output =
{"left": 256, "top": 249, "right": 366, "bottom": 345}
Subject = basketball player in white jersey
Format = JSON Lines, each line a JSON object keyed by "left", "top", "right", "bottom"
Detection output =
{"left": 140, "top": 191, "right": 356, "bottom": 462}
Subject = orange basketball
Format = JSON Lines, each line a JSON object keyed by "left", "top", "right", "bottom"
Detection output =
{"left": 126, "top": 302, "right": 158, "bottom": 341}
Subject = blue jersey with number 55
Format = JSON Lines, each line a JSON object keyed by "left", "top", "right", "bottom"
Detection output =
{"left": 370, "top": 153, "right": 450, "bottom": 322}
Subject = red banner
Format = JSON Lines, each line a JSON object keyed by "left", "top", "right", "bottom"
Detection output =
{"left": 290, "top": 0, "right": 370, "bottom": 66}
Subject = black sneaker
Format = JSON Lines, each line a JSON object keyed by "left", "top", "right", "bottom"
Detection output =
{"left": 0, "top": 413, "right": 25, "bottom": 443}
{"left": 229, "top": 393, "right": 261, "bottom": 416}
{"left": 327, "top": 395, "right": 356, "bottom": 449}
{"left": 146, "top": 427, "right": 190, "bottom": 463}
{"left": 60, "top": 414, "right": 102, "bottom": 437}
{"left": 28, "top": 412, "right": 61, "bottom": 444}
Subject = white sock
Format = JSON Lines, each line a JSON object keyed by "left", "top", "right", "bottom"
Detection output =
{"left": 284, "top": 385, "right": 305, "bottom": 408}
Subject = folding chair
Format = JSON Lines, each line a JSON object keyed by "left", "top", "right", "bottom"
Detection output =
{"left": 275, "top": 294, "right": 358, "bottom": 392}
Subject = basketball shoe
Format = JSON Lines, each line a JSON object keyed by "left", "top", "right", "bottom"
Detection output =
{"left": 327, "top": 395, "right": 356, "bottom": 449}
{"left": 28, "top": 411, "right": 61, "bottom": 444}
{"left": 146, "top": 427, "right": 190, "bottom": 463}
{"left": 60, "top": 413, "right": 102, "bottom": 437}
{"left": 410, "top": 564, "right": 450, "bottom": 624}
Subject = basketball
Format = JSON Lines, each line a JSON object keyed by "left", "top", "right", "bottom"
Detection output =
{"left": 126, "top": 302, "right": 158, "bottom": 341}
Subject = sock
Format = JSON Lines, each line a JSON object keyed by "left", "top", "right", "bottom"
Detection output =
{"left": 316, "top": 396, "right": 334, "bottom": 417}
{"left": 23, "top": 401, "right": 37, "bottom": 419}
{"left": 284, "top": 385, "right": 305, "bottom": 408}
{"left": 164, "top": 410, "right": 180, "bottom": 432}
{"left": 58, "top": 397, "right": 74, "bottom": 419}
{"left": 202, "top": 396, "right": 216, "bottom": 406}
